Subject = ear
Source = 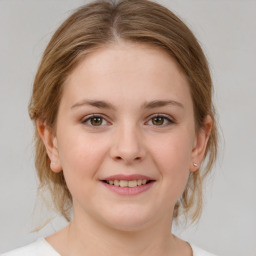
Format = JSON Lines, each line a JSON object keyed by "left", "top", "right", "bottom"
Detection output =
{"left": 190, "top": 115, "right": 212, "bottom": 172}
{"left": 36, "top": 120, "right": 62, "bottom": 173}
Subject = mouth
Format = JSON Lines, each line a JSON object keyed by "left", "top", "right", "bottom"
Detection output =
{"left": 100, "top": 174, "right": 155, "bottom": 195}
{"left": 102, "top": 179, "right": 152, "bottom": 187}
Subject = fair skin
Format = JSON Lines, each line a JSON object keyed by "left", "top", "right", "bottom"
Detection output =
{"left": 38, "top": 42, "right": 212, "bottom": 256}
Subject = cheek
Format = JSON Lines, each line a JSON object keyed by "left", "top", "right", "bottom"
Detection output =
{"left": 56, "top": 131, "right": 108, "bottom": 186}
{"left": 148, "top": 132, "right": 194, "bottom": 194}
{"left": 150, "top": 132, "right": 193, "bottom": 171}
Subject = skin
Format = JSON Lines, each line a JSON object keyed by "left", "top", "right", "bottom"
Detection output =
{"left": 38, "top": 42, "right": 212, "bottom": 256}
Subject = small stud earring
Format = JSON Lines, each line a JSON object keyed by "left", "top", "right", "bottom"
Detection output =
{"left": 193, "top": 162, "right": 199, "bottom": 167}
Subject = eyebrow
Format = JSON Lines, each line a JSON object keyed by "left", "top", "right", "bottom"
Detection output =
{"left": 71, "top": 99, "right": 184, "bottom": 110}
{"left": 71, "top": 100, "right": 115, "bottom": 110}
{"left": 143, "top": 100, "right": 184, "bottom": 109}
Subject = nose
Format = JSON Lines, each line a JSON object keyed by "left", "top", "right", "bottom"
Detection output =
{"left": 110, "top": 123, "right": 146, "bottom": 164}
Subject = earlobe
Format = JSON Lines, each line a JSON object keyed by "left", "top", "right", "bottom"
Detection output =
{"left": 190, "top": 115, "right": 212, "bottom": 172}
{"left": 36, "top": 120, "right": 62, "bottom": 173}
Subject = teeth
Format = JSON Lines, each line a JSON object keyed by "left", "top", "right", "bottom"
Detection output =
{"left": 114, "top": 180, "right": 120, "bottom": 186}
{"left": 106, "top": 179, "right": 149, "bottom": 187}
{"left": 120, "top": 180, "right": 128, "bottom": 187}
{"left": 128, "top": 180, "right": 137, "bottom": 188}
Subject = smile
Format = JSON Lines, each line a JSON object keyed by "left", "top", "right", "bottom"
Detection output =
{"left": 101, "top": 175, "right": 155, "bottom": 195}
{"left": 104, "top": 179, "right": 149, "bottom": 187}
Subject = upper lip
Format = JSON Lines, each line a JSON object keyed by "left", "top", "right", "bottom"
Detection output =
{"left": 102, "top": 174, "right": 154, "bottom": 181}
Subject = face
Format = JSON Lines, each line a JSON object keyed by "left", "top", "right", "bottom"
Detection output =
{"left": 40, "top": 42, "right": 210, "bottom": 231}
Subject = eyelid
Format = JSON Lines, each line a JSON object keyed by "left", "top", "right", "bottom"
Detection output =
{"left": 145, "top": 113, "right": 175, "bottom": 126}
{"left": 80, "top": 113, "right": 175, "bottom": 127}
{"left": 81, "top": 114, "right": 110, "bottom": 126}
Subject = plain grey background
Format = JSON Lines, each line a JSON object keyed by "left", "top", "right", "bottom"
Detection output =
{"left": 0, "top": 0, "right": 255, "bottom": 255}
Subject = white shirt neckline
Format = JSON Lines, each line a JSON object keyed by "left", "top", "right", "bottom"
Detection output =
{"left": 40, "top": 237, "right": 216, "bottom": 256}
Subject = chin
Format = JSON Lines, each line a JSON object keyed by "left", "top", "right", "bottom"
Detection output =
{"left": 99, "top": 206, "right": 157, "bottom": 232}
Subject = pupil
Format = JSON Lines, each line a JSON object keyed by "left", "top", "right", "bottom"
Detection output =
{"left": 91, "top": 117, "right": 102, "bottom": 126}
{"left": 153, "top": 117, "right": 164, "bottom": 125}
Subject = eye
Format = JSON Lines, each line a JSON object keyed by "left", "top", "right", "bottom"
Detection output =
{"left": 82, "top": 115, "right": 108, "bottom": 126}
{"left": 146, "top": 114, "right": 174, "bottom": 126}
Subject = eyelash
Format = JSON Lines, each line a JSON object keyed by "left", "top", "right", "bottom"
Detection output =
{"left": 81, "top": 114, "right": 109, "bottom": 127}
{"left": 145, "top": 114, "right": 174, "bottom": 127}
{"left": 81, "top": 114, "right": 174, "bottom": 127}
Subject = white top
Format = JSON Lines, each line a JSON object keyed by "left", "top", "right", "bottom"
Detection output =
{"left": 1, "top": 238, "right": 217, "bottom": 256}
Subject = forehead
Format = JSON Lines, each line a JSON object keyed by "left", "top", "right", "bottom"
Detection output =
{"left": 68, "top": 42, "right": 186, "bottom": 81}
{"left": 61, "top": 42, "right": 192, "bottom": 109}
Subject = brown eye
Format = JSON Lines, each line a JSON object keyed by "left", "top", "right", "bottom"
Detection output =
{"left": 152, "top": 116, "right": 165, "bottom": 126}
{"left": 147, "top": 115, "right": 173, "bottom": 127}
{"left": 82, "top": 115, "right": 108, "bottom": 127}
{"left": 90, "top": 117, "right": 103, "bottom": 126}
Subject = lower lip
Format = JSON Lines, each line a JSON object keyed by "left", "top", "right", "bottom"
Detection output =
{"left": 101, "top": 181, "right": 155, "bottom": 196}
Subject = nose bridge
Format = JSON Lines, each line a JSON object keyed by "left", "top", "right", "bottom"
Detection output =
{"left": 111, "top": 120, "right": 145, "bottom": 163}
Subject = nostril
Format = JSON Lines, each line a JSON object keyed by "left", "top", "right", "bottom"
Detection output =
{"left": 114, "top": 156, "right": 142, "bottom": 161}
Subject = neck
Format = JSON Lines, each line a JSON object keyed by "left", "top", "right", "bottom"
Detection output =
{"left": 61, "top": 210, "right": 176, "bottom": 256}
{"left": 46, "top": 204, "right": 192, "bottom": 256}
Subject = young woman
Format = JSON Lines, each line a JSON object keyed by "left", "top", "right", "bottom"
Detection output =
{"left": 2, "top": 0, "right": 218, "bottom": 255}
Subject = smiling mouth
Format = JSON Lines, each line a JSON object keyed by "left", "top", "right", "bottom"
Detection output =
{"left": 102, "top": 179, "right": 152, "bottom": 187}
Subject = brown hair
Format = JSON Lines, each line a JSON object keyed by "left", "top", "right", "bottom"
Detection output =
{"left": 29, "top": 0, "right": 217, "bottom": 223}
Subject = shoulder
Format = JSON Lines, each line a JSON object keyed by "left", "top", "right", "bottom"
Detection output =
{"left": 1, "top": 238, "right": 60, "bottom": 256}
{"left": 190, "top": 244, "right": 218, "bottom": 256}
